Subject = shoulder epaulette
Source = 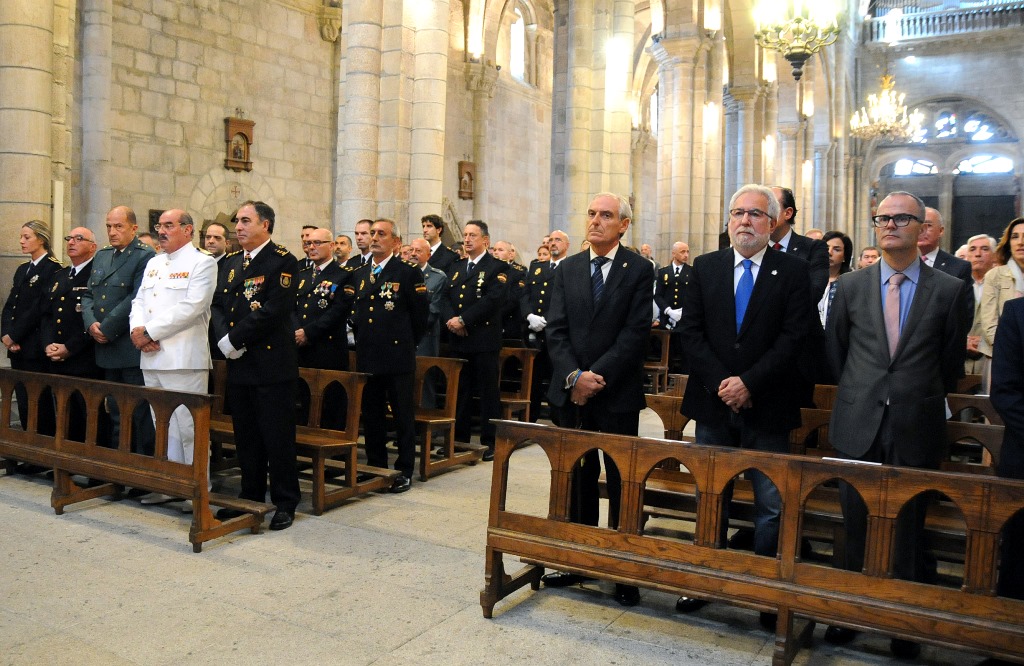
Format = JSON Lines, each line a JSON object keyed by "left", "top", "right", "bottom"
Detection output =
{"left": 226, "top": 249, "right": 243, "bottom": 258}
{"left": 100, "top": 244, "right": 113, "bottom": 250}
{"left": 273, "top": 244, "right": 289, "bottom": 256}
{"left": 46, "top": 255, "right": 63, "bottom": 264}
{"left": 403, "top": 259, "right": 418, "bottom": 267}
{"left": 197, "top": 247, "right": 213, "bottom": 255}
{"left": 341, "top": 264, "right": 355, "bottom": 272}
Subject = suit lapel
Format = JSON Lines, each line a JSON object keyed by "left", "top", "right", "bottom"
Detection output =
{"left": 738, "top": 249, "right": 779, "bottom": 337}
{"left": 592, "top": 249, "right": 630, "bottom": 318}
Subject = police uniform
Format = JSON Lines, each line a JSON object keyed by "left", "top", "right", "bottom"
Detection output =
{"left": 519, "top": 258, "right": 560, "bottom": 422}
{"left": 38, "top": 260, "right": 99, "bottom": 439}
{"left": 211, "top": 241, "right": 301, "bottom": 513}
{"left": 441, "top": 252, "right": 508, "bottom": 451}
{"left": 129, "top": 244, "right": 218, "bottom": 466}
{"left": 2, "top": 254, "right": 63, "bottom": 430}
{"left": 349, "top": 256, "right": 429, "bottom": 480}
{"left": 654, "top": 262, "right": 692, "bottom": 373}
{"left": 501, "top": 261, "right": 527, "bottom": 343}
{"left": 293, "top": 260, "right": 354, "bottom": 371}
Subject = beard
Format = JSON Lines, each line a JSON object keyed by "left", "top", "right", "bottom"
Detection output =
{"left": 729, "top": 225, "right": 769, "bottom": 255}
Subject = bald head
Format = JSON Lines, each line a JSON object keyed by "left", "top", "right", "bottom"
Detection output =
{"left": 548, "top": 230, "right": 569, "bottom": 259}
{"left": 410, "top": 237, "right": 431, "bottom": 267}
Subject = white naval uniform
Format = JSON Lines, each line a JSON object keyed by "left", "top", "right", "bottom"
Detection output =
{"left": 129, "top": 244, "right": 217, "bottom": 466}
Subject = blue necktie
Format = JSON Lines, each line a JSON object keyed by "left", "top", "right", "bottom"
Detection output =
{"left": 591, "top": 256, "right": 609, "bottom": 305}
{"left": 735, "top": 259, "right": 754, "bottom": 332}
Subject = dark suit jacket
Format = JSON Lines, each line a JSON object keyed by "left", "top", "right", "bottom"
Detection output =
{"left": 783, "top": 229, "right": 830, "bottom": 303}
{"left": 501, "top": 262, "right": 526, "bottom": 342}
{"left": 441, "top": 253, "right": 508, "bottom": 354}
{"left": 679, "top": 247, "right": 811, "bottom": 432}
{"left": 932, "top": 248, "right": 975, "bottom": 317}
{"left": 428, "top": 244, "right": 459, "bottom": 275}
{"left": 82, "top": 238, "right": 155, "bottom": 369}
{"left": 350, "top": 257, "right": 428, "bottom": 376}
{"left": 293, "top": 261, "right": 354, "bottom": 370}
{"left": 345, "top": 253, "right": 372, "bottom": 270}
{"left": 40, "top": 263, "right": 100, "bottom": 377}
{"left": 2, "top": 256, "right": 63, "bottom": 363}
{"left": 990, "top": 297, "right": 1024, "bottom": 479}
{"left": 211, "top": 244, "right": 299, "bottom": 385}
{"left": 545, "top": 245, "right": 654, "bottom": 413}
{"left": 654, "top": 263, "right": 691, "bottom": 327}
{"left": 826, "top": 261, "right": 971, "bottom": 468}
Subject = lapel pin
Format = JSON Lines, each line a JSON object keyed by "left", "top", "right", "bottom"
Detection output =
{"left": 771, "top": 270, "right": 778, "bottom": 276}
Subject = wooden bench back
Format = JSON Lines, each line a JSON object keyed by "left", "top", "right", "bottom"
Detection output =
{"left": 296, "top": 367, "right": 369, "bottom": 440}
{"left": 415, "top": 356, "right": 464, "bottom": 418}
{"left": 483, "top": 420, "right": 1024, "bottom": 664}
{"left": 0, "top": 368, "right": 265, "bottom": 551}
{"left": 948, "top": 392, "right": 1004, "bottom": 426}
{"left": 498, "top": 347, "right": 537, "bottom": 403}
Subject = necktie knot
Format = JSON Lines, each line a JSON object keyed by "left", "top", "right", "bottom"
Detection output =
{"left": 242, "top": 252, "right": 252, "bottom": 269}
{"left": 889, "top": 273, "right": 906, "bottom": 287}
{"left": 592, "top": 256, "right": 609, "bottom": 269}
{"left": 772, "top": 242, "right": 783, "bottom": 251}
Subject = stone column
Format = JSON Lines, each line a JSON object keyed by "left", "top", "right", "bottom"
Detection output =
{"left": 81, "top": 0, "right": 113, "bottom": 233}
{"left": 465, "top": 62, "right": 498, "bottom": 222}
{"left": 338, "top": 3, "right": 383, "bottom": 226}
{"left": 605, "top": 0, "right": 634, "bottom": 202}
{"left": 939, "top": 172, "right": 955, "bottom": 250}
{"left": 732, "top": 87, "right": 758, "bottom": 186}
{"left": 630, "top": 127, "right": 651, "bottom": 240}
{"left": 408, "top": 0, "right": 449, "bottom": 230}
{"left": 702, "top": 33, "right": 725, "bottom": 247}
{"left": 0, "top": 0, "right": 55, "bottom": 263}
{"left": 722, "top": 92, "right": 738, "bottom": 217}
{"left": 762, "top": 82, "right": 778, "bottom": 185}
{"left": 777, "top": 123, "right": 799, "bottom": 190}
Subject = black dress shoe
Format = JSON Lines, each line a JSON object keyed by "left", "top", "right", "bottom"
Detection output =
{"left": 890, "top": 638, "right": 921, "bottom": 659}
{"left": 389, "top": 475, "right": 411, "bottom": 494}
{"left": 482, "top": 448, "right": 495, "bottom": 462}
{"left": 675, "top": 596, "right": 708, "bottom": 613}
{"left": 540, "top": 571, "right": 593, "bottom": 587}
{"left": 269, "top": 509, "right": 294, "bottom": 531}
{"left": 614, "top": 584, "right": 640, "bottom": 607}
{"left": 824, "top": 625, "right": 858, "bottom": 645}
{"left": 355, "top": 472, "right": 375, "bottom": 484}
{"left": 215, "top": 507, "right": 245, "bottom": 520}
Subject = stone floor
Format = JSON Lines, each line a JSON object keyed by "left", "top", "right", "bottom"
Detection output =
{"left": 0, "top": 410, "right": 983, "bottom": 665}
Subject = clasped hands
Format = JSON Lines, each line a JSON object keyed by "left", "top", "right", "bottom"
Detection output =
{"left": 129, "top": 326, "right": 161, "bottom": 353}
{"left": 445, "top": 316, "right": 468, "bottom": 337}
{"left": 570, "top": 370, "right": 605, "bottom": 407}
{"left": 718, "top": 376, "right": 752, "bottom": 413}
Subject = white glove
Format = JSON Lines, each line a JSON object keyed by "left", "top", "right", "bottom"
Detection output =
{"left": 665, "top": 307, "right": 682, "bottom": 324}
{"left": 217, "top": 334, "right": 245, "bottom": 359}
{"left": 526, "top": 314, "right": 547, "bottom": 332}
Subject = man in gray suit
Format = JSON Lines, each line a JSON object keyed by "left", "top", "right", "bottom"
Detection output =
{"left": 82, "top": 205, "right": 156, "bottom": 453}
{"left": 824, "top": 191, "right": 971, "bottom": 658}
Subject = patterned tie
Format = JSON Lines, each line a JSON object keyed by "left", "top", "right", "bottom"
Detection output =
{"left": 591, "top": 256, "right": 609, "bottom": 305}
{"left": 313, "top": 265, "right": 321, "bottom": 281}
{"left": 885, "top": 273, "right": 906, "bottom": 358}
{"left": 735, "top": 259, "right": 754, "bottom": 332}
{"left": 242, "top": 252, "right": 251, "bottom": 270}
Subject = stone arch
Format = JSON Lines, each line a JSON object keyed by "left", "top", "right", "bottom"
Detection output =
{"left": 187, "top": 167, "right": 279, "bottom": 224}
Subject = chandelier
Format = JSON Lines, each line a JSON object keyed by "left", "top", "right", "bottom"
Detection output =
{"left": 753, "top": 0, "right": 839, "bottom": 79}
{"left": 754, "top": 1, "right": 841, "bottom": 81}
{"left": 850, "top": 74, "right": 924, "bottom": 141}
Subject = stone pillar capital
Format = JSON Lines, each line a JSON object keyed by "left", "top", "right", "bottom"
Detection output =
{"left": 649, "top": 33, "right": 708, "bottom": 69}
{"left": 465, "top": 62, "right": 499, "bottom": 97}
{"left": 730, "top": 86, "right": 759, "bottom": 106}
{"left": 778, "top": 122, "right": 801, "bottom": 140}
{"left": 318, "top": 3, "right": 342, "bottom": 43}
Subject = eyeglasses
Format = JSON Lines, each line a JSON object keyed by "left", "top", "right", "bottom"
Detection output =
{"left": 154, "top": 222, "right": 184, "bottom": 231}
{"left": 871, "top": 214, "right": 919, "bottom": 227}
{"left": 64, "top": 235, "right": 95, "bottom": 243}
{"left": 302, "top": 240, "right": 332, "bottom": 247}
{"left": 729, "top": 208, "right": 769, "bottom": 221}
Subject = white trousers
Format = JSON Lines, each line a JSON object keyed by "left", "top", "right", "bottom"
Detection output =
{"left": 142, "top": 369, "right": 209, "bottom": 467}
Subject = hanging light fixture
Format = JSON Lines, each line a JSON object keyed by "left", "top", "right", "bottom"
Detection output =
{"left": 754, "top": 0, "right": 841, "bottom": 81}
{"left": 850, "top": 74, "right": 924, "bottom": 141}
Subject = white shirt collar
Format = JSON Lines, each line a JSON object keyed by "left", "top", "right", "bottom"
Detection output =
{"left": 244, "top": 238, "right": 272, "bottom": 261}
{"left": 589, "top": 243, "right": 620, "bottom": 263}
{"left": 733, "top": 244, "right": 769, "bottom": 268}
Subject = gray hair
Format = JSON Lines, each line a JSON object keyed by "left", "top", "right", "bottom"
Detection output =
{"left": 591, "top": 192, "right": 633, "bottom": 221}
{"left": 729, "top": 184, "right": 781, "bottom": 221}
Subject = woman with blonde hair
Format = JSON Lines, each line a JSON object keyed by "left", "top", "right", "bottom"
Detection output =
{"left": 978, "top": 216, "right": 1024, "bottom": 389}
{"left": 1, "top": 220, "right": 63, "bottom": 430}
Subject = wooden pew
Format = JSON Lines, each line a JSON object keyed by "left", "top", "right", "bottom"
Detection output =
{"left": 498, "top": 347, "right": 537, "bottom": 422}
{"left": 643, "top": 329, "right": 671, "bottom": 394}
{"left": 481, "top": 420, "right": 1024, "bottom": 665}
{"left": 0, "top": 369, "right": 271, "bottom": 552}
{"left": 413, "top": 356, "right": 485, "bottom": 481}
{"left": 208, "top": 362, "right": 397, "bottom": 515}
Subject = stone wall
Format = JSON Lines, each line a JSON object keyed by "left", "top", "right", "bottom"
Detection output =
{"left": 97, "top": 0, "right": 335, "bottom": 252}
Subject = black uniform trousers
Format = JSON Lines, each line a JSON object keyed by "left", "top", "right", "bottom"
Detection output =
{"left": 554, "top": 402, "right": 639, "bottom": 530}
{"left": 454, "top": 350, "right": 500, "bottom": 448}
{"left": 362, "top": 371, "right": 416, "bottom": 478}
{"left": 228, "top": 380, "right": 300, "bottom": 512}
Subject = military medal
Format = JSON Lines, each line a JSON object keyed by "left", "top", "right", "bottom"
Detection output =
{"left": 29, "top": 275, "right": 38, "bottom": 285}
{"left": 75, "top": 303, "right": 82, "bottom": 312}
{"left": 250, "top": 301, "right": 261, "bottom": 311}
{"left": 384, "top": 301, "right": 395, "bottom": 311}
{"left": 318, "top": 299, "right": 328, "bottom": 309}
{"left": 228, "top": 269, "right": 235, "bottom": 282}
{"left": 243, "top": 276, "right": 264, "bottom": 301}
